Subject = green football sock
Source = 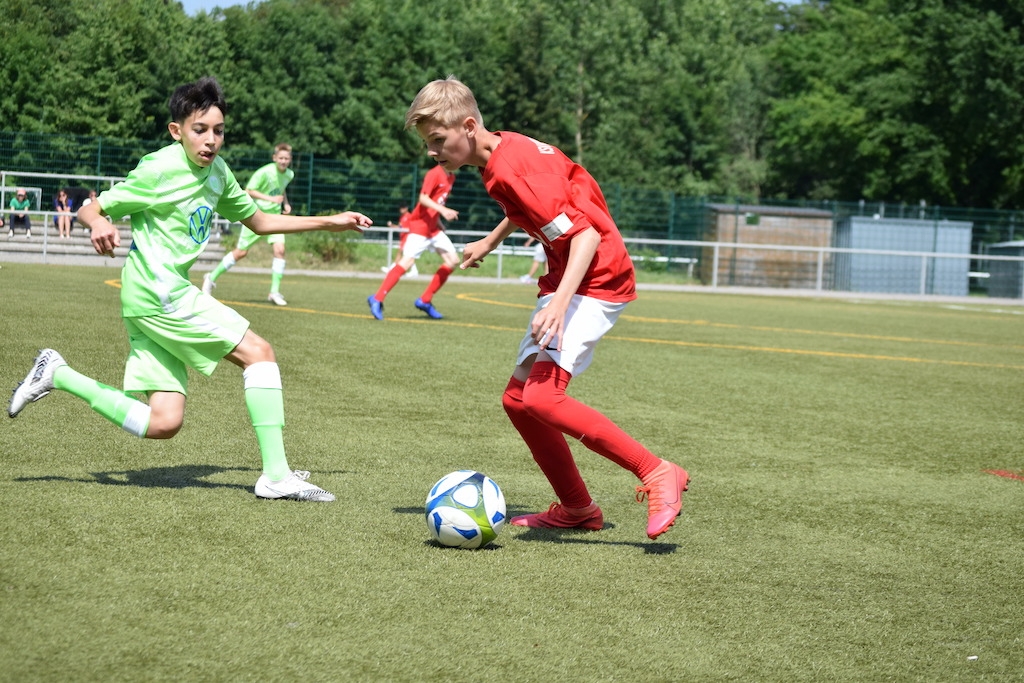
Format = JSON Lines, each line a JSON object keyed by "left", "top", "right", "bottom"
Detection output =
{"left": 270, "top": 257, "right": 285, "bottom": 294}
{"left": 245, "top": 386, "right": 290, "bottom": 480}
{"left": 210, "top": 252, "right": 236, "bottom": 281}
{"left": 53, "top": 366, "right": 151, "bottom": 437}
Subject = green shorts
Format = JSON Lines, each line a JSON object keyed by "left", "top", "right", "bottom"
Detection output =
{"left": 123, "top": 290, "right": 250, "bottom": 395}
{"left": 236, "top": 224, "right": 285, "bottom": 251}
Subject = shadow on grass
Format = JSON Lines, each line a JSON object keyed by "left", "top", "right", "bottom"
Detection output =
{"left": 395, "top": 505, "right": 678, "bottom": 554}
{"left": 16, "top": 464, "right": 259, "bottom": 491}
{"left": 423, "top": 539, "right": 506, "bottom": 551}
{"left": 511, "top": 526, "right": 679, "bottom": 555}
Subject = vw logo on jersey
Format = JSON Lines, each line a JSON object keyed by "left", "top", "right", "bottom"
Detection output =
{"left": 189, "top": 206, "right": 214, "bottom": 245}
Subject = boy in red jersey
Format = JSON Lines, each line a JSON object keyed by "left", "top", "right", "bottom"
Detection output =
{"left": 381, "top": 204, "right": 418, "bottom": 277}
{"left": 367, "top": 164, "right": 459, "bottom": 320}
{"left": 405, "top": 76, "right": 689, "bottom": 540}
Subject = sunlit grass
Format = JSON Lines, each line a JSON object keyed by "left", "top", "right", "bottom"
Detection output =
{"left": 1, "top": 264, "right": 1021, "bottom": 682}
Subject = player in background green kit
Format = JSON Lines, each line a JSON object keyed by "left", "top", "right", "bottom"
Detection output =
{"left": 204, "top": 143, "right": 295, "bottom": 305}
{"left": 8, "top": 77, "right": 371, "bottom": 502}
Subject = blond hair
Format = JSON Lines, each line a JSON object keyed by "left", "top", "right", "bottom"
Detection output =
{"left": 273, "top": 143, "right": 292, "bottom": 154}
{"left": 405, "top": 76, "right": 483, "bottom": 130}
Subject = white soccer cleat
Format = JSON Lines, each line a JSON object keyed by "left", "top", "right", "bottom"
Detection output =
{"left": 267, "top": 292, "right": 288, "bottom": 306}
{"left": 201, "top": 273, "right": 216, "bottom": 295}
{"left": 9, "top": 349, "right": 66, "bottom": 418}
{"left": 255, "top": 470, "right": 335, "bottom": 502}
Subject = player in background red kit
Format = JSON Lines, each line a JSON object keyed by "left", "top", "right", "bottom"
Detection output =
{"left": 368, "top": 164, "right": 459, "bottom": 320}
{"left": 404, "top": 76, "right": 689, "bottom": 540}
{"left": 381, "top": 205, "right": 419, "bottom": 278}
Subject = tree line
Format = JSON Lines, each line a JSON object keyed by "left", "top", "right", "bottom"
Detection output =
{"left": 1, "top": 0, "right": 1022, "bottom": 209}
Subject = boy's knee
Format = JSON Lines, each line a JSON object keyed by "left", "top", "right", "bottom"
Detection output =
{"left": 502, "top": 387, "right": 523, "bottom": 417}
{"left": 146, "top": 415, "right": 183, "bottom": 439}
{"left": 249, "top": 335, "right": 275, "bottom": 361}
{"left": 502, "top": 378, "right": 528, "bottom": 418}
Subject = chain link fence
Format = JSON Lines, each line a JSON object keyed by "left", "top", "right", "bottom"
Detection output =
{"left": 5, "top": 130, "right": 1024, "bottom": 296}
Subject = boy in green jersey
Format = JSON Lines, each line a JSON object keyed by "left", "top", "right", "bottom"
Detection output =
{"left": 8, "top": 77, "right": 371, "bottom": 502}
{"left": 204, "top": 143, "right": 295, "bottom": 305}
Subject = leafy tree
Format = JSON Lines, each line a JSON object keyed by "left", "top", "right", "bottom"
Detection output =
{"left": 0, "top": 0, "right": 75, "bottom": 132}
{"left": 765, "top": 0, "right": 1024, "bottom": 208}
{"left": 3, "top": 0, "right": 1023, "bottom": 209}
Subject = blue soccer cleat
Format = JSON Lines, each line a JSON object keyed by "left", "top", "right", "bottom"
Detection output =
{"left": 367, "top": 296, "right": 384, "bottom": 320}
{"left": 414, "top": 298, "right": 443, "bottom": 319}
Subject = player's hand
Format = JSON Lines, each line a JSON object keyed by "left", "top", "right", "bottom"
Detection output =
{"left": 441, "top": 207, "right": 459, "bottom": 222}
{"left": 531, "top": 306, "right": 564, "bottom": 351}
{"left": 329, "top": 211, "right": 372, "bottom": 233}
{"left": 461, "top": 240, "right": 488, "bottom": 269}
{"left": 90, "top": 220, "right": 120, "bottom": 258}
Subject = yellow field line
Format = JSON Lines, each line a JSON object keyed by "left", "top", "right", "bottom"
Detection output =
{"left": 103, "top": 281, "right": 1024, "bottom": 370}
{"left": 454, "top": 292, "right": 1024, "bottom": 351}
{"left": 602, "top": 334, "right": 1024, "bottom": 370}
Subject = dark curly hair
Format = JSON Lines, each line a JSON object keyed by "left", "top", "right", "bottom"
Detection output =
{"left": 168, "top": 77, "right": 227, "bottom": 123}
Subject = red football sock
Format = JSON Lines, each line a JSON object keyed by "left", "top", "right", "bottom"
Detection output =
{"left": 502, "top": 377, "right": 592, "bottom": 508}
{"left": 420, "top": 264, "right": 453, "bottom": 303}
{"left": 523, "top": 361, "right": 661, "bottom": 480}
{"left": 374, "top": 263, "right": 407, "bottom": 301}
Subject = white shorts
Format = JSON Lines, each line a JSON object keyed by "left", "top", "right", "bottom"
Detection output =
{"left": 532, "top": 243, "right": 547, "bottom": 263}
{"left": 402, "top": 231, "right": 456, "bottom": 259}
{"left": 515, "top": 293, "right": 626, "bottom": 377}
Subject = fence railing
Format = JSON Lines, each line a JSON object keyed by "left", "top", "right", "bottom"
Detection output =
{"left": 359, "top": 228, "right": 1024, "bottom": 299}
{"left": 7, "top": 130, "right": 1024, "bottom": 249}
{"left": 7, "top": 216, "right": 1024, "bottom": 300}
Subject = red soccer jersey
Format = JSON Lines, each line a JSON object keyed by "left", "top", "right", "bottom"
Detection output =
{"left": 481, "top": 131, "right": 636, "bottom": 302}
{"left": 406, "top": 164, "right": 455, "bottom": 237}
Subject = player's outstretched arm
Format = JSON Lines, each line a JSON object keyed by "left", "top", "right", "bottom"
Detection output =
{"left": 244, "top": 209, "right": 372, "bottom": 236}
{"left": 461, "top": 217, "right": 517, "bottom": 269}
{"left": 78, "top": 200, "right": 121, "bottom": 258}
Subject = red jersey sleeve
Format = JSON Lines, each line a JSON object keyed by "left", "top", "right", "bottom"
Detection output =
{"left": 406, "top": 164, "right": 455, "bottom": 237}
{"left": 482, "top": 132, "right": 636, "bottom": 302}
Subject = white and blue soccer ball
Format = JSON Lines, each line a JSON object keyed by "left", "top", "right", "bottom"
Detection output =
{"left": 425, "top": 470, "right": 506, "bottom": 549}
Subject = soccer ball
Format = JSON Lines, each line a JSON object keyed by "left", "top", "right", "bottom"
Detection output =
{"left": 425, "top": 470, "right": 507, "bottom": 549}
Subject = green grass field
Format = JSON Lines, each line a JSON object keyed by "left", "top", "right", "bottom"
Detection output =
{"left": 1, "top": 263, "right": 1022, "bottom": 682}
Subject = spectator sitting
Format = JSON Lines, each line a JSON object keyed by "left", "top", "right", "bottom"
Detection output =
{"left": 8, "top": 188, "right": 32, "bottom": 239}
{"left": 54, "top": 189, "right": 73, "bottom": 239}
{"left": 79, "top": 190, "right": 98, "bottom": 234}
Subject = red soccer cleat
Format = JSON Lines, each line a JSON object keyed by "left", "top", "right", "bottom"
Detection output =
{"left": 636, "top": 460, "right": 689, "bottom": 539}
{"left": 510, "top": 502, "right": 604, "bottom": 530}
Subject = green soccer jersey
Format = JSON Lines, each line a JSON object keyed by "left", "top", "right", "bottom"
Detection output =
{"left": 9, "top": 196, "right": 31, "bottom": 211}
{"left": 246, "top": 162, "right": 294, "bottom": 214}
{"left": 98, "top": 142, "right": 257, "bottom": 317}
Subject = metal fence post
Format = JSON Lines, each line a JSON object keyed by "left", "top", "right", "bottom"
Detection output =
{"left": 712, "top": 243, "right": 720, "bottom": 289}
{"left": 816, "top": 249, "right": 824, "bottom": 291}
{"left": 306, "top": 152, "right": 314, "bottom": 215}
